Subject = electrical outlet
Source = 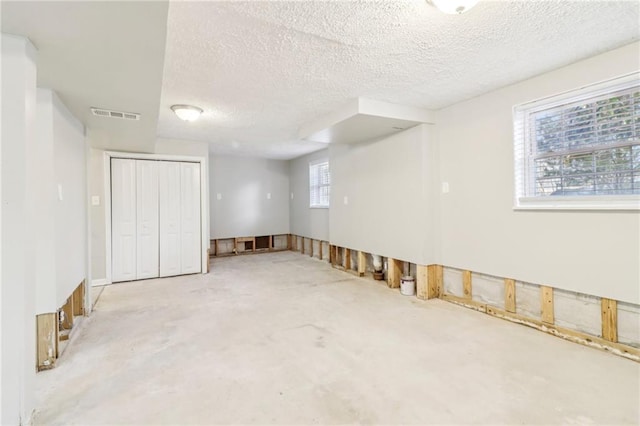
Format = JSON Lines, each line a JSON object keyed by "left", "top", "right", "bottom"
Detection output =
{"left": 217, "top": 193, "right": 222, "bottom": 200}
{"left": 91, "top": 195, "right": 100, "bottom": 206}
{"left": 267, "top": 193, "right": 271, "bottom": 199}
{"left": 442, "top": 182, "right": 450, "bottom": 193}
{"left": 343, "top": 196, "right": 348, "bottom": 205}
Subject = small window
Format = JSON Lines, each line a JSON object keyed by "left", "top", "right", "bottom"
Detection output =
{"left": 513, "top": 73, "right": 640, "bottom": 210}
{"left": 309, "top": 160, "right": 330, "bottom": 208}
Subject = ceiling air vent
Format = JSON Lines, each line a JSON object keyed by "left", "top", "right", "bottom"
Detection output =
{"left": 91, "top": 107, "right": 140, "bottom": 121}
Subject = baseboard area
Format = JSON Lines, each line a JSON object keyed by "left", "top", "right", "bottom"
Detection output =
{"left": 288, "top": 235, "right": 640, "bottom": 362}
{"left": 37, "top": 280, "right": 87, "bottom": 371}
{"left": 91, "top": 278, "right": 110, "bottom": 287}
{"left": 211, "top": 234, "right": 290, "bottom": 257}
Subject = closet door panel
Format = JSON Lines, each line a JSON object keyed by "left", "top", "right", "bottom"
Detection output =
{"left": 180, "top": 162, "right": 201, "bottom": 274}
{"left": 136, "top": 160, "right": 159, "bottom": 279}
{"left": 159, "top": 161, "right": 182, "bottom": 277}
{"left": 111, "top": 159, "right": 137, "bottom": 282}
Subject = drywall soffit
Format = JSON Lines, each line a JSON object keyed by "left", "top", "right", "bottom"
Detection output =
{"left": 299, "top": 97, "right": 434, "bottom": 145}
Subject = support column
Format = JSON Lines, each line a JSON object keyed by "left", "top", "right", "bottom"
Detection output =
{"left": 1, "top": 34, "right": 38, "bottom": 425}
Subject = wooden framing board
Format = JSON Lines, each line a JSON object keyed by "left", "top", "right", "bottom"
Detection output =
{"left": 357, "top": 251, "right": 366, "bottom": 277}
{"left": 485, "top": 305, "right": 638, "bottom": 362}
{"left": 300, "top": 237, "right": 305, "bottom": 255}
{"left": 462, "top": 270, "right": 472, "bottom": 299}
{"left": 309, "top": 239, "right": 314, "bottom": 257}
{"left": 72, "top": 281, "right": 85, "bottom": 317}
{"left": 37, "top": 313, "right": 58, "bottom": 371}
{"left": 416, "top": 265, "right": 428, "bottom": 300}
{"left": 504, "top": 278, "right": 516, "bottom": 313}
{"left": 442, "top": 293, "right": 487, "bottom": 313}
{"left": 427, "top": 265, "right": 443, "bottom": 298}
{"left": 387, "top": 258, "right": 402, "bottom": 289}
{"left": 60, "top": 296, "right": 73, "bottom": 330}
{"left": 541, "top": 286, "right": 554, "bottom": 324}
{"left": 601, "top": 298, "right": 618, "bottom": 342}
{"left": 235, "top": 236, "right": 256, "bottom": 253}
{"left": 318, "top": 241, "right": 323, "bottom": 260}
{"left": 344, "top": 249, "right": 351, "bottom": 271}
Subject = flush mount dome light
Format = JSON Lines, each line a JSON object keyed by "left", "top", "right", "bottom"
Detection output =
{"left": 430, "top": 0, "right": 479, "bottom": 14}
{"left": 171, "top": 104, "right": 203, "bottom": 121}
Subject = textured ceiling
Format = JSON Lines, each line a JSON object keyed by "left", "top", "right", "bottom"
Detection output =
{"left": 158, "top": 0, "right": 640, "bottom": 160}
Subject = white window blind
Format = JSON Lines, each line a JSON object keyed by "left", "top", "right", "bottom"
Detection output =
{"left": 309, "top": 160, "right": 330, "bottom": 208}
{"left": 513, "top": 73, "right": 640, "bottom": 210}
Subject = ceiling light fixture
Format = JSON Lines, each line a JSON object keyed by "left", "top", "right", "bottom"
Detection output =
{"left": 171, "top": 104, "right": 203, "bottom": 121}
{"left": 430, "top": 0, "right": 479, "bottom": 14}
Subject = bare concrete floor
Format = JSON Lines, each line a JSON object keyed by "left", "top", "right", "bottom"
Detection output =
{"left": 35, "top": 251, "right": 639, "bottom": 425}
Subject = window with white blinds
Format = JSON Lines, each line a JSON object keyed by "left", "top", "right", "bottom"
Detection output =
{"left": 513, "top": 73, "right": 640, "bottom": 210}
{"left": 309, "top": 160, "right": 330, "bottom": 208}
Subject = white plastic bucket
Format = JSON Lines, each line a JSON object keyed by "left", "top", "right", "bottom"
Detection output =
{"left": 400, "top": 276, "right": 415, "bottom": 296}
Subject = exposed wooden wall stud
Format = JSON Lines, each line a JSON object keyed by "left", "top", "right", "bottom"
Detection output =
{"left": 301, "top": 237, "right": 305, "bottom": 255}
{"left": 309, "top": 239, "right": 314, "bottom": 257}
{"left": 345, "top": 249, "right": 351, "bottom": 270}
{"left": 61, "top": 296, "right": 74, "bottom": 330}
{"left": 416, "top": 265, "right": 428, "bottom": 300}
{"left": 387, "top": 258, "right": 402, "bottom": 289}
{"left": 504, "top": 278, "right": 516, "bottom": 313}
{"left": 72, "top": 281, "right": 85, "bottom": 317}
{"left": 601, "top": 298, "right": 618, "bottom": 342}
{"left": 427, "top": 265, "right": 437, "bottom": 299}
{"left": 37, "top": 313, "right": 57, "bottom": 371}
{"left": 541, "top": 286, "right": 554, "bottom": 324}
{"left": 435, "top": 265, "right": 443, "bottom": 297}
{"left": 319, "top": 241, "right": 323, "bottom": 260}
{"left": 357, "top": 251, "right": 366, "bottom": 277}
{"left": 462, "top": 270, "right": 472, "bottom": 299}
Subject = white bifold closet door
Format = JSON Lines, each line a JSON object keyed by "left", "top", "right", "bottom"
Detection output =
{"left": 135, "top": 160, "right": 159, "bottom": 279}
{"left": 158, "top": 162, "right": 201, "bottom": 277}
{"left": 158, "top": 162, "right": 182, "bottom": 277}
{"left": 112, "top": 159, "right": 137, "bottom": 282}
{"left": 113, "top": 159, "right": 201, "bottom": 282}
{"left": 179, "top": 162, "right": 201, "bottom": 274}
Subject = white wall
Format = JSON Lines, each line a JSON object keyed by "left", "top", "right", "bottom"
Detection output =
{"left": 89, "top": 148, "right": 106, "bottom": 281}
{"left": 289, "top": 149, "right": 330, "bottom": 241}
{"left": 436, "top": 42, "right": 640, "bottom": 304}
{"left": 35, "top": 90, "right": 57, "bottom": 314}
{"left": 210, "top": 155, "right": 290, "bottom": 239}
{"left": 35, "top": 90, "right": 87, "bottom": 312}
{"left": 1, "top": 33, "right": 37, "bottom": 426}
{"left": 329, "top": 125, "right": 437, "bottom": 265}
{"left": 52, "top": 91, "right": 87, "bottom": 308}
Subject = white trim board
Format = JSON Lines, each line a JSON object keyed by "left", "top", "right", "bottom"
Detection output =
{"left": 91, "top": 278, "right": 109, "bottom": 287}
{"left": 102, "top": 151, "right": 209, "bottom": 284}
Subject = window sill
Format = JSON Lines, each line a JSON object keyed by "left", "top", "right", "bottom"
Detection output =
{"left": 309, "top": 205, "right": 329, "bottom": 209}
{"left": 514, "top": 195, "right": 640, "bottom": 211}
